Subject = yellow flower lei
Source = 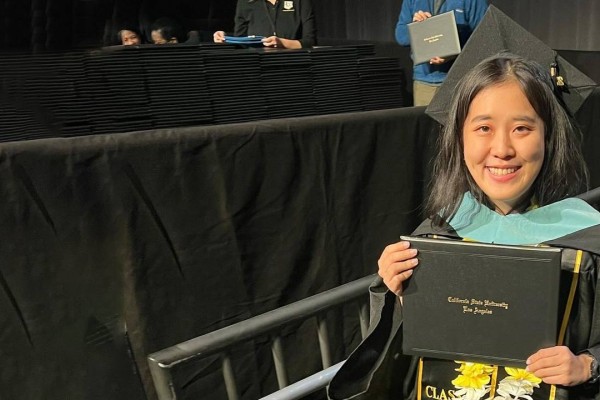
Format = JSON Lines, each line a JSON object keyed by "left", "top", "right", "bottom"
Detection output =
{"left": 452, "top": 362, "right": 494, "bottom": 389}
{"left": 503, "top": 367, "right": 542, "bottom": 385}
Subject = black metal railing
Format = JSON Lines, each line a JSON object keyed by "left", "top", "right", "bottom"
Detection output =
{"left": 147, "top": 274, "right": 374, "bottom": 400}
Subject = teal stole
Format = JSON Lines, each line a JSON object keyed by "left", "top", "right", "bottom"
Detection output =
{"left": 448, "top": 192, "right": 600, "bottom": 245}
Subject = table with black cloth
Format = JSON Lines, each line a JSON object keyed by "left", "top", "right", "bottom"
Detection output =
{"left": 0, "top": 88, "right": 599, "bottom": 399}
{"left": 0, "top": 45, "right": 407, "bottom": 141}
{"left": 0, "top": 107, "right": 437, "bottom": 399}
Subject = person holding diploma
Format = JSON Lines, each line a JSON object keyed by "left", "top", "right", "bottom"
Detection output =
{"left": 213, "top": 0, "right": 316, "bottom": 49}
{"left": 395, "top": 0, "right": 488, "bottom": 106}
{"left": 328, "top": 53, "right": 600, "bottom": 400}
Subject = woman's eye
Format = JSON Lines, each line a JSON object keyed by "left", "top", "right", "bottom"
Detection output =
{"left": 476, "top": 126, "right": 491, "bottom": 133}
{"left": 515, "top": 125, "right": 532, "bottom": 133}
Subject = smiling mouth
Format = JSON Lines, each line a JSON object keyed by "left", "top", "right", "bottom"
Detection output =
{"left": 488, "top": 167, "right": 519, "bottom": 176}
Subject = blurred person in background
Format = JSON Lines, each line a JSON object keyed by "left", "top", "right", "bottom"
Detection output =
{"left": 118, "top": 28, "right": 142, "bottom": 45}
{"left": 150, "top": 17, "right": 185, "bottom": 44}
{"left": 213, "top": 0, "right": 316, "bottom": 49}
{"left": 395, "top": 0, "right": 488, "bottom": 106}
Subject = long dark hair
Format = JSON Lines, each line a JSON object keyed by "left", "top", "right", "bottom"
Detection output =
{"left": 426, "top": 53, "right": 588, "bottom": 225}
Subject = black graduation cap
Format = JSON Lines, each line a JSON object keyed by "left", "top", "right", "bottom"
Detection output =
{"left": 426, "top": 5, "right": 597, "bottom": 126}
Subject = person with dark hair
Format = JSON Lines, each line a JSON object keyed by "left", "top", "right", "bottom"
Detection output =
{"left": 118, "top": 28, "right": 142, "bottom": 46}
{"left": 150, "top": 17, "right": 185, "bottom": 44}
{"left": 396, "top": 0, "right": 489, "bottom": 106}
{"left": 328, "top": 53, "right": 600, "bottom": 400}
{"left": 213, "top": 0, "right": 316, "bottom": 49}
{"left": 426, "top": 56, "right": 588, "bottom": 221}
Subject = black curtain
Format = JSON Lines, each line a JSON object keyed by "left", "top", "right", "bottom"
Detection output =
{"left": 2, "top": 0, "right": 600, "bottom": 51}
{"left": 314, "top": 0, "right": 403, "bottom": 42}
{"left": 315, "top": 0, "right": 600, "bottom": 51}
{"left": 488, "top": 0, "right": 600, "bottom": 51}
{"left": 0, "top": 107, "right": 439, "bottom": 399}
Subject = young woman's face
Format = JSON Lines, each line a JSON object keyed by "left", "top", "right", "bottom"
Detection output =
{"left": 462, "top": 80, "right": 545, "bottom": 214}
{"left": 120, "top": 30, "right": 140, "bottom": 46}
{"left": 151, "top": 30, "right": 167, "bottom": 44}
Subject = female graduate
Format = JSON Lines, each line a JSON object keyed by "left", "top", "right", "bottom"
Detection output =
{"left": 328, "top": 53, "right": 600, "bottom": 400}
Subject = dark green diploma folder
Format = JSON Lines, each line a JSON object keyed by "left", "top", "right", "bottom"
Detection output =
{"left": 400, "top": 236, "right": 562, "bottom": 367}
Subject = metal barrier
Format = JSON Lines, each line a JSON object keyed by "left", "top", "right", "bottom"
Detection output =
{"left": 259, "top": 361, "right": 345, "bottom": 400}
{"left": 147, "top": 275, "right": 375, "bottom": 400}
{"left": 147, "top": 188, "right": 600, "bottom": 400}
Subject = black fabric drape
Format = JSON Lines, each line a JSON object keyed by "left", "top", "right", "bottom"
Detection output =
{"left": 576, "top": 88, "right": 600, "bottom": 192}
{"left": 488, "top": 0, "right": 600, "bottom": 51}
{"left": 3, "top": 0, "right": 600, "bottom": 51}
{"left": 314, "top": 0, "right": 600, "bottom": 51}
{"left": 0, "top": 107, "right": 439, "bottom": 399}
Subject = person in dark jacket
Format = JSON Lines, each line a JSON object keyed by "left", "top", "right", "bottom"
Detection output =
{"left": 213, "top": 0, "right": 316, "bottom": 49}
{"left": 328, "top": 53, "right": 600, "bottom": 400}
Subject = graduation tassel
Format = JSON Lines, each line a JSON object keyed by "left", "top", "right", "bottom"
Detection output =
{"left": 550, "top": 62, "right": 565, "bottom": 88}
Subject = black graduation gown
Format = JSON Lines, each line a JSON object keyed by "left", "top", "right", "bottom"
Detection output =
{"left": 328, "top": 221, "right": 600, "bottom": 400}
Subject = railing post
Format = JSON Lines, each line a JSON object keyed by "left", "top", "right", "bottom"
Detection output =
{"left": 222, "top": 353, "right": 240, "bottom": 400}
{"left": 316, "top": 315, "right": 332, "bottom": 369}
{"left": 272, "top": 336, "right": 289, "bottom": 389}
{"left": 147, "top": 358, "right": 176, "bottom": 400}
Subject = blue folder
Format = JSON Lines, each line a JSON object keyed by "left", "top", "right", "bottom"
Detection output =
{"left": 224, "top": 36, "right": 265, "bottom": 45}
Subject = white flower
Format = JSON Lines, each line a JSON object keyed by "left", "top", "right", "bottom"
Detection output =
{"left": 453, "top": 386, "right": 491, "bottom": 400}
{"left": 493, "top": 371, "right": 540, "bottom": 400}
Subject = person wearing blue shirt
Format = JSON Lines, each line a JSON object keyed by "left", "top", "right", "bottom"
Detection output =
{"left": 395, "top": 0, "right": 488, "bottom": 106}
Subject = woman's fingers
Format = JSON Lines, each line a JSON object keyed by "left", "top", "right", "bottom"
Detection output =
{"left": 262, "top": 36, "right": 279, "bottom": 47}
{"left": 378, "top": 241, "right": 419, "bottom": 295}
{"left": 387, "top": 268, "right": 414, "bottom": 295}
{"left": 213, "top": 31, "right": 225, "bottom": 43}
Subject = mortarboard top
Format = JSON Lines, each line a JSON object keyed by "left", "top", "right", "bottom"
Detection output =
{"left": 426, "top": 5, "right": 597, "bottom": 126}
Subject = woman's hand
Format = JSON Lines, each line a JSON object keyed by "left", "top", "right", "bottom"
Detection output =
{"left": 526, "top": 346, "right": 592, "bottom": 386}
{"left": 378, "top": 241, "right": 419, "bottom": 296}
{"left": 213, "top": 31, "right": 226, "bottom": 43}
{"left": 262, "top": 36, "right": 302, "bottom": 49}
{"left": 262, "top": 36, "right": 281, "bottom": 48}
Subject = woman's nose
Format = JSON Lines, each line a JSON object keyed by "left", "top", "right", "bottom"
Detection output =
{"left": 490, "top": 132, "right": 516, "bottom": 159}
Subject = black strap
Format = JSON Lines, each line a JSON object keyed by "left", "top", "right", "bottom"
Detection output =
{"left": 262, "top": 0, "right": 279, "bottom": 36}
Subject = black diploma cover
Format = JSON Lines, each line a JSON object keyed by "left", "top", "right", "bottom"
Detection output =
{"left": 401, "top": 236, "right": 562, "bottom": 367}
{"left": 407, "top": 11, "right": 461, "bottom": 65}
